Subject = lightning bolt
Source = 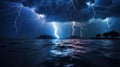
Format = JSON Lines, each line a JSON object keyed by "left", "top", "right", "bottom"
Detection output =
{"left": 104, "top": 18, "right": 110, "bottom": 28}
{"left": 0, "top": 1, "right": 46, "bottom": 35}
{"left": 86, "top": 2, "right": 96, "bottom": 18}
{"left": 71, "top": 21, "right": 85, "bottom": 37}
{"left": 69, "top": 0, "right": 77, "bottom": 10}
{"left": 78, "top": 23, "right": 84, "bottom": 37}
{"left": 68, "top": 0, "right": 79, "bottom": 36}
{"left": 14, "top": 7, "right": 22, "bottom": 34}
{"left": 68, "top": 0, "right": 78, "bottom": 19}
{"left": 52, "top": 22, "right": 59, "bottom": 39}
{"left": 103, "top": 18, "right": 110, "bottom": 32}
{"left": 86, "top": 1, "right": 113, "bottom": 32}
{"left": 39, "top": 14, "right": 46, "bottom": 26}
{"left": 68, "top": 0, "right": 86, "bottom": 37}
{"left": 76, "top": 22, "right": 85, "bottom": 37}
{"left": 0, "top": 2, "right": 24, "bottom": 34}
{"left": 72, "top": 21, "right": 75, "bottom": 36}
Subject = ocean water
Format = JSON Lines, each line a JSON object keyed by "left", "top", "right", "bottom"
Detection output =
{"left": 0, "top": 39, "right": 120, "bottom": 67}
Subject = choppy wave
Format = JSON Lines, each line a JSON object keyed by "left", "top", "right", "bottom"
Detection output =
{"left": 0, "top": 39, "right": 120, "bottom": 67}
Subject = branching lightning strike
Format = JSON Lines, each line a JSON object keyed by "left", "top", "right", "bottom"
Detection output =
{"left": 0, "top": 1, "right": 46, "bottom": 35}
{"left": 72, "top": 21, "right": 85, "bottom": 37}
{"left": 86, "top": 2, "right": 96, "bottom": 18}
{"left": 68, "top": 0, "right": 77, "bottom": 18}
{"left": 0, "top": 2, "right": 23, "bottom": 34}
{"left": 69, "top": 0, "right": 83, "bottom": 37}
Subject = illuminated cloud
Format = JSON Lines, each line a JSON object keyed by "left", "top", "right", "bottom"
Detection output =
{"left": 0, "top": 0, "right": 120, "bottom": 38}
{"left": 1, "top": 0, "right": 120, "bottom": 22}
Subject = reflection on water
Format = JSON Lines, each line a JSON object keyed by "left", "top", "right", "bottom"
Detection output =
{"left": 0, "top": 39, "right": 120, "bottom": 67}
{"left": 50, "top": 39, "right": 90, "bottom": 57}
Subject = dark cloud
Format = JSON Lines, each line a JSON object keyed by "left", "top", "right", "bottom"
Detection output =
{"left": 0, "top": 0, "right": 120, "bottom": 38}
{"left": 22, "top": 0, "right": 88, "bottom": 22}
{"left": 95, "top": 0, "right": 112, "bottom": 7}
{"left": 89, "top": 0, "right": 120, "bottom": 19}
{"left": 1, "top": 0, "right": 120, "bottom": 22}
{"left": 108, "top": 5, "right": 120, "bottom": 17}
{"left": 0, "top": 0, "right": 25, "bottom": 3}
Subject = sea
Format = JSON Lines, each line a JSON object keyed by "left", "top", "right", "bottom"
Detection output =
{"left": 0, "top": 39, "right": 120, "bottom": 67}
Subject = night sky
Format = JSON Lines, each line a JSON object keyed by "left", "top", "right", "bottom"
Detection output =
{"left": 0, "top": 0, "right": 120, "bottom": 39}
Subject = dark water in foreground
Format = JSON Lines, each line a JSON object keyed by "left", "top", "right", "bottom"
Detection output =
{"left": 0, "top": 39, "right": 120, "bottom": 67}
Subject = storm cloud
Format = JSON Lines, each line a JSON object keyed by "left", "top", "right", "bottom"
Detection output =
{"left": 1, "top": 0, "right": 120, "bottom": 22}
{"left": 0, "top": 0, "right": 120, "bottom": 38}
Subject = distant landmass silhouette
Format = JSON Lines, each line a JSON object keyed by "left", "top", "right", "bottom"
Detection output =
{"left": 37, "top": 35, "right": 56, "bottom": 39}
{"left": 92, "top": 30, "right": 120, "bottom": 39}
{"left": 36, "top": 31, "right": 120, "bottom": 39}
